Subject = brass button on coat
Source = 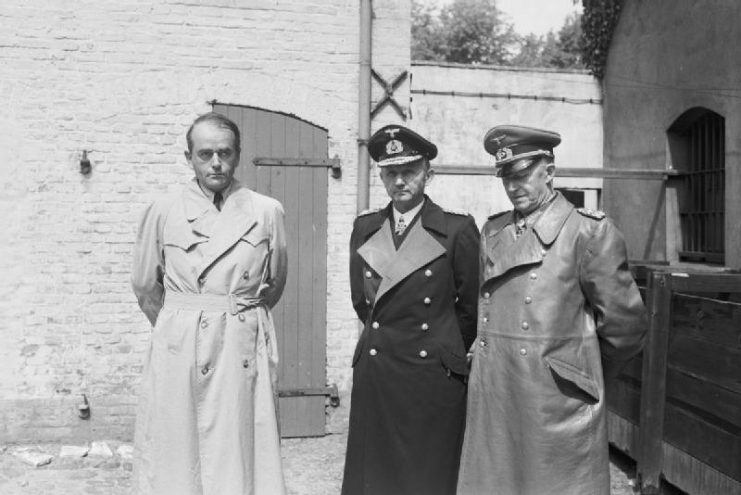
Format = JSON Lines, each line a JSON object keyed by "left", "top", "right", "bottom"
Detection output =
{"left": 483, "top": 292, "right": 490, "bottom": 299}
{"left": 521, "top": 321, "right": 529, "bottom": 330}
{"left": 201, "top": 367, "right": 209, "bottom": 375}
{"left": 530, "top": 272, "right": 538, "bottom": 280}
{"left": 371, "top": 321, "right": 380, "bottom": 329}
{"left": 524, "top": 296, "right": 532, "bottom": 304}
{"left": 369, "top": 349, "right": 378, "bottom": 356}
{"left": 424, "top": 269, "right": 433, "bottom": 277}
{"left": 200, "top": 320, "right": 208, "bottom": 328}
{"left": 419, "top": 350, "right": 428, "bottom": 358}
{"left": 238, "top": 314, "right": 245, "bottom": 322}
{"left": 365, "top": 270, "right": 373, "bottom": 278}
{"left": 423, "top": 297, "right": 431, "bottom": 305}
{"left": 421, "top": 323, "right": 429, "bottom": 331}
{"left": 519, "top": 348, "right": 527, "bottom": 356}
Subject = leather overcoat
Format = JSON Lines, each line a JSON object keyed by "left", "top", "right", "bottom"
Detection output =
{"left": 131, "top": 179, "right": 287, "bottom": 495}
{"left": 457, "top": 193, "right": 646, "bottom": 495}
{"left": 342, "top": 198, "right": 479, "bottom": 495}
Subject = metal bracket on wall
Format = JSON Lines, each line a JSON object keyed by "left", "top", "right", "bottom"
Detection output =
{"left": 371, "top": 69, "right": 408, "bottom": 120}
{"left": 278, "top": 384, "right": 340, "bottom": 408}
{"left": 253, "top": 156, "right": 342, "bottom": 179}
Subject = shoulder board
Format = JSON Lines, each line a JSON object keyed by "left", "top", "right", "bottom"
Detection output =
{"left": 357, "top": 207, "right": 382, "bottom": 218}
{"left": 442, "top": 206, "right": 469, "bottom": 216}
{"left": 576, "top": 207, "right": 606, "bottom": 220}
{"left": 487, "top": 210, "right": 510, "bottom": 221}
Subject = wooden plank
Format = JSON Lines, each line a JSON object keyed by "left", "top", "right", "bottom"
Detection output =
{"left": 669, "top": 272, "right": 741, "bottom": 293}
{"left": 663, "top": 399, "right": 741, "bottom": 482}
{"left": 608, "top": 411, "right": 640, "bottom": 459}
{"left": 309, "top": 125, "right": 328, "bottom": 435}
{"left": 672, "top": 294, "right": 741, "bottom": 348}
{"left": 637, "top": 270, "right": 673, "bottom": 495}
{"left": 661, "top": 440, "right": 741, "bottom": 495}
{"left": 606, "top": 376, "right": 641, "bottom": 426}
{"left": 666, "top": 333, "right": 741, "bottom": 395}
{"left": 665, "top": 367, "right": 741, "bottom": 430}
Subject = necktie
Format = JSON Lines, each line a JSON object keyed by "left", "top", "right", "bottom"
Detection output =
{"left": 395, "top": 215, "right": 407, "bottom": 236}
{"left": 213, "top": 192, "right": 223, "bottom": 211}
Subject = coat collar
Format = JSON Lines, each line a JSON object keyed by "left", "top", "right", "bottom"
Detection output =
{"left": 357, "top": 197, "right": 447, "bottom": 304}
{"left": 182, "top": 179, "right": 259, "bottom": 278}
{"left": 484, "top": 192, "right": 574, "bottom": 280}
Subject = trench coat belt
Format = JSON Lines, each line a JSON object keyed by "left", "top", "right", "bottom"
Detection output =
{"left": 163, "top": 291, "right": 264, "bottom": 315}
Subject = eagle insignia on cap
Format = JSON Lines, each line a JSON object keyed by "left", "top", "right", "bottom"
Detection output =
{"left": 495, "top": 147, "right": 513, "bottom": 162}
{"left": 386, "top": 139, "right": 403, "bottom": 155}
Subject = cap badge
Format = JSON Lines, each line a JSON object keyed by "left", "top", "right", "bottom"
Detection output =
{"left": 495, "top": 147, "right": 513, "bottom": 162}
{"left": 386, "top": 139, "right": 403, "bottom": 155}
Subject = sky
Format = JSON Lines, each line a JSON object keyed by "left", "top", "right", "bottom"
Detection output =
{"left": 421, "top": 0, "right": 583, "bottom": 36}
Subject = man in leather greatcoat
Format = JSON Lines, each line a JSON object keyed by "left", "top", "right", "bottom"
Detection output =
{"left": 342, "top": 125, "right": 479, "bottom": 495}
{"left": 457, "top": 125, "right": 647, "bottom": 495}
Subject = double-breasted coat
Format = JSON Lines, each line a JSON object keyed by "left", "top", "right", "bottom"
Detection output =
{"left": 342, "top": 198, "right": 480, "bottom": 495}
{"left": 457, "top": 192, "right": 647, "bottom": 495}
{"left": 131, "top": 179, "right": 288, "bottom": 495}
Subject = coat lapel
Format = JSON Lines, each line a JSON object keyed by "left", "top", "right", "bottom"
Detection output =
{"left": 357, "top": 200, "right": 447, "bottom": 304}
{"left": 484, "top": 193, "right": 574, "bottom": 280}
{"left": 194, "top": 181, "right": 258, "bottom": 278}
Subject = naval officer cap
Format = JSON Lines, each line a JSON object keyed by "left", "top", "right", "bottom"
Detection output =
{"left": 484, "top": 125, "right": 561, "bottom": 176}
{"left": 368, "top": 125, "right": 438, "bottom": 167}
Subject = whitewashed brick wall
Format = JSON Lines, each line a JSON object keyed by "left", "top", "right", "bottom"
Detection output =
{"left": 0, "top": 0, "right": 411, "bottom": 441}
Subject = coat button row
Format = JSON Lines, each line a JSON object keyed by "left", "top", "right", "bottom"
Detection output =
{"left": 368, "top": 348, "right": 428, "bottom": 358}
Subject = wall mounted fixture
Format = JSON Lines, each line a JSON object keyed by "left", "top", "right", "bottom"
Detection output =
{"left": 78, "top": 393, "right": 91, "bottom": 420}
{"left": 80, "top": 150, "right": 92, "bottom": 175}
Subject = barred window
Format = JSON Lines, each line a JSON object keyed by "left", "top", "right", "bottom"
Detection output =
{"left": 669, "top": 109, "right": 725, "bottom": 264}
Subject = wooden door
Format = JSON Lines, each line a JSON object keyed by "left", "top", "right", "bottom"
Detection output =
{"left": 214, "top": 104, "right": 328, "bottom": 437}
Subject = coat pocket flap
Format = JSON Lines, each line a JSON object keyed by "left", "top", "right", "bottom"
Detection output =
{"left": 164, "top": 230, "right": 207, "bottom": 251}
{"left": 544, "top": 356, "right": 599, "bottom": 402}
{"left": 440, "top": 347, "right": 469, "bottom": 376}
{"left": 240, "top": 227, "right": 269, "bottom": 247}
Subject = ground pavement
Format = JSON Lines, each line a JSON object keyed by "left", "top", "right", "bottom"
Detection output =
{"left": 0, "top": 432, "right": 640, "bottom": 495}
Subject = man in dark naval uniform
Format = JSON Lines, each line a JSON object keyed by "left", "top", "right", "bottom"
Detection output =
{"left": 342, "top": 125, "right": 480, "bottom": 495}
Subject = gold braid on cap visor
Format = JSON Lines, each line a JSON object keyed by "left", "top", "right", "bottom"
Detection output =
{"left": 378, "top": 154, "right": 424, "bottom": 167}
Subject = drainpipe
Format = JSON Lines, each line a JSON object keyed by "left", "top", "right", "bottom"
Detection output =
{"left": 357, "top": 0, "right": 372, "bottom": 213}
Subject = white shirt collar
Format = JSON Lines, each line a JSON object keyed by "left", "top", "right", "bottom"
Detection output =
{"left": 393, "top": 199, "right": 425, "bottom": 225}
{"left": 195, "top": 178, "right": 234, "bottom": 203}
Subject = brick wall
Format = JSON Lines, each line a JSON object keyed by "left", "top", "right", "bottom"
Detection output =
{"left": 0, "top": 0, "right": 411, "bottom": 442}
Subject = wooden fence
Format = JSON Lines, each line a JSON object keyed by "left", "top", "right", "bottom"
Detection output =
{"left": 607, "top": 265, "right": 741, "bottom": 494}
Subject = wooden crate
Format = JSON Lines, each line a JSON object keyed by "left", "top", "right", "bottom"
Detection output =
{"left": 608, "top": 268, "right": 741, "bottom": 495}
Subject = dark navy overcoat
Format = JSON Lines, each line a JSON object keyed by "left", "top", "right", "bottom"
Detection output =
{"left": 342, "top": 198, "right": 479, "bottom": 495}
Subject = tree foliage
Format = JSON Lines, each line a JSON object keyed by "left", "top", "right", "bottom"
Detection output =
{"left": 412, "top": 0, "right": 585, "bottom": 70}
{"left": 412, "top": 0, "right": 517, "bottom": 65}
{"left": 580, "top": 0, "right": 623, "bottom": 78}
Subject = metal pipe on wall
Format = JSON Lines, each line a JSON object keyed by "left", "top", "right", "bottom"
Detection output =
{"left": 357, "top": 0, "right": 372, "bottom": 213}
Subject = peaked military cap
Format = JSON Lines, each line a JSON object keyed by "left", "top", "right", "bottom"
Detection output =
{"left": 484, "top": 125, "right": 561, "bottom": 176}
{"left": 368, "top": 125, "right": 438, "bottom": 167}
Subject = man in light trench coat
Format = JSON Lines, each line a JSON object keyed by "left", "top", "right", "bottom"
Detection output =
{"left": 457, "top": 125, "right": 647, "bottom": 495}
{"left": 131, "top": 112, "right": 288, "bottom": 495}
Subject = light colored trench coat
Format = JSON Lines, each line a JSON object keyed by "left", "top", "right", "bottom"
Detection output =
{"left": 457, "top": 193, "right": 646, "bottom": 495}
{"left": 131, "top": 179, "right": 287, "bottom": 495}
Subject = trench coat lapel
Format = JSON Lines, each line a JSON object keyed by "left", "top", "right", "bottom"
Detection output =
{"left": 357, "top": 200, "right": 447, "bottom": 304}
{"left": 485, "top": 193, "right": 573, "bottom": 280}
{"left": 183, "top": 180, "right": 258, "bottom": 278}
